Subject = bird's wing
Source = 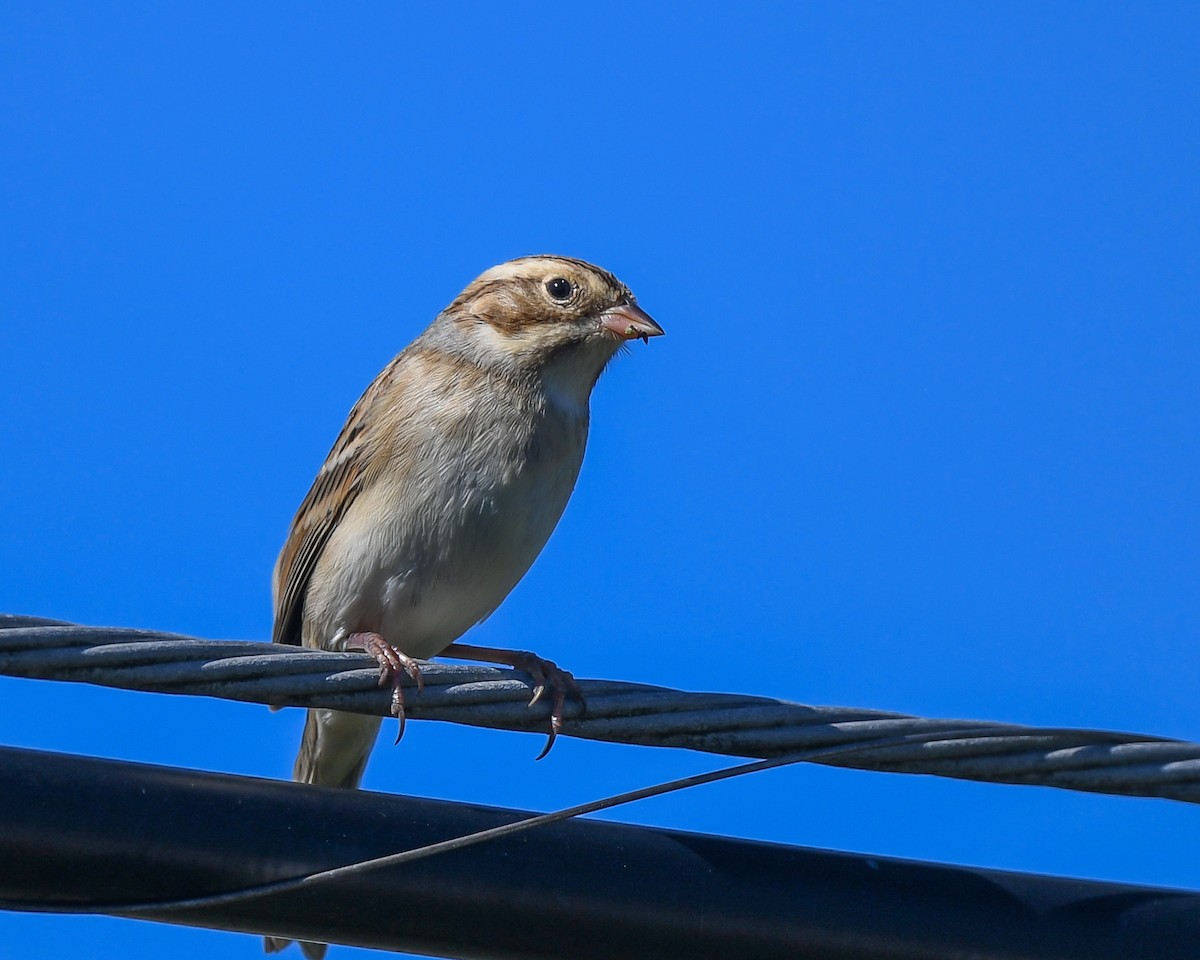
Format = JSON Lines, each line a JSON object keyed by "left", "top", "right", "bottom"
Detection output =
{"left": 271, "top": 360, "right": 400, "bottom": 647}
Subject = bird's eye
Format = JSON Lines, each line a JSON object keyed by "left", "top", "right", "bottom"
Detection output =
{"left": 546, "top": 277, "right": 573, "bottom": 301}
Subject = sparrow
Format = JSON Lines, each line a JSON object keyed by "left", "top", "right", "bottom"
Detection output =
{"left": 264, "top": 256, "right": 662, "bottom": 959}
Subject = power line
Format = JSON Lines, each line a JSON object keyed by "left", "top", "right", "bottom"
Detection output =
{"left": 3, "top": 743, "right": 1198, "bottom": 960}
{"left": 3, "top": 613, "right": 1199, "bottom": 804}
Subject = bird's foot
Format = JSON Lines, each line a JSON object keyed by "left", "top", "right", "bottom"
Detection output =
{"left": 441, "top": 643, "right": 585, "bottom": 759}
{"left": 346, "top": 632, "right": 424, "bottom": 743}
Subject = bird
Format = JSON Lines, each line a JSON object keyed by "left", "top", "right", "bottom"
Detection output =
{"left": 263, "top": 255, "right": 662, "bottom": 959}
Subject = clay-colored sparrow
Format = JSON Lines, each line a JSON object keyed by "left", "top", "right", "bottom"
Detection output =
{"left": 271, "top": 254, "right": 662, "bottom": 783}
{"left": 265, "top": 256, "right": 661, "bottom": 958}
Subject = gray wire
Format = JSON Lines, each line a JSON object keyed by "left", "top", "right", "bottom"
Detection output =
{"left": 2, "top": 614, "right": 1198, "bottom": 804}
{"left": 68, "top": 725, "right": 1006, "bottom": 916}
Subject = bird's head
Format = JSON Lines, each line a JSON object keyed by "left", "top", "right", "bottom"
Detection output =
{"left": 434, "top": 255, "right": 663, "bottom": 400}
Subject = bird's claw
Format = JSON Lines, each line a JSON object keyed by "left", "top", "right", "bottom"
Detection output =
{"left": 502, "top": 652, "right": 584, "bottom": 760}
{"left": 346, "top": 632, "right": 424, "bottom": 744}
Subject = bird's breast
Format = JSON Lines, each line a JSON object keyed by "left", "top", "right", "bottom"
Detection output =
{"left": 309, "top": 396, "right": 588, "bottom": 658}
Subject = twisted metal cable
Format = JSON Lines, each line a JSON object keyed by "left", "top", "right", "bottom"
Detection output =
{"left": 3, "top": 614, "right": 1199, "bottom": 804}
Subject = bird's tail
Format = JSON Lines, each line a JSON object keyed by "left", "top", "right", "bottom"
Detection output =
{"left": 292, "top": 707, "right": 382, "bottom": 788}
{"left": 264, "top": 937, "right": 329, "bottom": 960}
{"left": 264, "top": 708, "right": 382, "bottom": 958}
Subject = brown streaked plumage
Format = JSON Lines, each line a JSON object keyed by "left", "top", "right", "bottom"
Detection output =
{"left": 265, "top": 255, "right": 662, "bottom": 960}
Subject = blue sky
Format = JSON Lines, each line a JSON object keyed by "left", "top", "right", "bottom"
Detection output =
{"left": 2, "top": 3, "right": 1198, "bottom": 957}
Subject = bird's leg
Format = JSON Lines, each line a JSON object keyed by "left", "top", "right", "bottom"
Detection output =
{"left": 346, "top": 632, "right": 424, "bottom": 743}
{"left": 441, "top": 643, "right": 584, "bottom": 759}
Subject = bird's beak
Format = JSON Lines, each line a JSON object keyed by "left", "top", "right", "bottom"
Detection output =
{"left": 600, "top": 302, "right": 665, "bottom": 344}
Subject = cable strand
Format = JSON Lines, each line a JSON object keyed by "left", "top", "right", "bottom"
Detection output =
{"left": 2, "top": 614, "right": 1198, "bottom": 804}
